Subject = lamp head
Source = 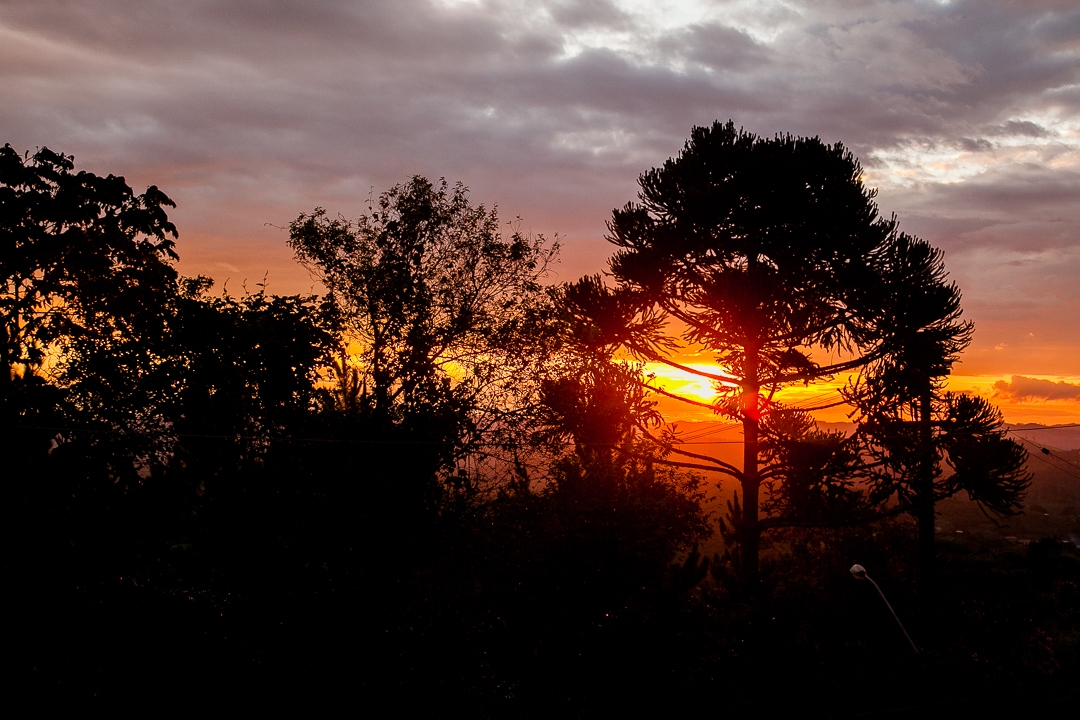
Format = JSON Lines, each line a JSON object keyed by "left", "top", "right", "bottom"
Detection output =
{"left": 850, "top": 564, "right": 867, "bottom": 580}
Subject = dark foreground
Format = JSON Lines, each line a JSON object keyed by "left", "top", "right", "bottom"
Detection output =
{"left": 9, "top": 493, "right": 1078, "bottom": 717}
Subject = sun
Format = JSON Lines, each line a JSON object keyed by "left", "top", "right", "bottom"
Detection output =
{"left": 644, "top": 362, "right": 726, "bottom": 402}
{"left": 643, "top": 360, "right": 859, "bottom": 424}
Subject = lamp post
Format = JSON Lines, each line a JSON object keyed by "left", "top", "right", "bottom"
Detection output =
{"left": 850, "top": 564, "right": 919, "bottom": 654}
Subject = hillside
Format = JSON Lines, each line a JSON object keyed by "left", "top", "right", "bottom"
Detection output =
{"left": 665, "top": 420, "right": 1080, "bottom": 547}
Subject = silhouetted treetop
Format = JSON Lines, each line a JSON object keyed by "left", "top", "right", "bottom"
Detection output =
{"left": 845, "top": 228, "right": 1026, "bottom": 583}
{"left": 289, "top": 177, "right": 560, "bottom": 474}
{"left": 1, "top": 143, "right": 178, "bottom": 379}
{"left": 599, "top": 121, "right": 901, "bottom": 583}
{"left": 608, "top": 121, "right": 892, "bottom": 365}
{"left": 855, "top": 232, "right": 972, "bottom": 401}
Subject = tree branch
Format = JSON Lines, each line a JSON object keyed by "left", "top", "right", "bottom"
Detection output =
{"left": 761, "top": 351, "right": 881, "bottom": 386}
{"left": 625, "top": 451, "right": 742, "bottom": 478}
{"left": 636, "top": 349, "right": 739, "bottom": 384}
{"left": 639, "top": 380, "right": 720, "bottom": 411}
{"left": 637, "top": 426, "right": 745, "bottom": 479}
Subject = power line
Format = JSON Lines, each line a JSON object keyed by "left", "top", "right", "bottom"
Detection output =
{"left": 786, "top": 388, "right": 846, "bottom": 409}
{"left": 20, "top": 419, "right": 1080, "bottom": 453}
{"left": 17, "top": 423, "right": 748, "bottom": 447}
{"left": 675, "top": 422, "right": 742, "bottom": 441}
{"left": 1005, "top": 423, "right": 1080, "bottom": 431}
{"left": 1012, "top": 436, "right": 1080, "bottom": 480}
{"left": 1005, "top": 425, "right": 1080, "bottom": 469}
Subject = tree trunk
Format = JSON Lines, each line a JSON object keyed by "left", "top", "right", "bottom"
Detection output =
{"left": 739, "top": 347, "right": 761, "bottom": 587}
{"left": 916, "top": 385, "right": 936, "bottom": 590}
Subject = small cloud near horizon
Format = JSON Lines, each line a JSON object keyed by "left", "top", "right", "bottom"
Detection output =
{"left": 993, "top": 376, "right": 1080, "bottom": 403}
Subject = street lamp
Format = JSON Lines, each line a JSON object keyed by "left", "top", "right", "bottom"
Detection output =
{"left": 850, "top": 564, "right": 919, "bottom": 654}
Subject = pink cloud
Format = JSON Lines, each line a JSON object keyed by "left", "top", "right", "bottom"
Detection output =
{"left": 993, "top": 376, "right": 1080, "bottom": 402}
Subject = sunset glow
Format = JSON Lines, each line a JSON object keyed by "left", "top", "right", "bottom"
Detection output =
{"left": 5, "top": 2, "right": 1079, "bottom": 709}
{"left": 2, "top": 1, "right": 1077, "bottom": 405}
{"left": 646, "top": 361, "right": 1080, "bottom": 427}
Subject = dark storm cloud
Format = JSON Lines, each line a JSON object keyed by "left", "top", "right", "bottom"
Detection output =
{"left": 544, "top": 0, "right": 631, "bottom": 29}
{"left": 986, "top": 121, "right": 1051, "bottom": 139}
{"left": 994, "top": 376, "right": 1080, "bottom": 403}
{"left": 2, "top": 0, "right": 1079, "bottom": 367}
{"left": 658, "top": 23, "right": 773, "bottom": 72}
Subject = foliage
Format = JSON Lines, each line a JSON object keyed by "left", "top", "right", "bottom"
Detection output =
{"left": 168, "top": 277, "right": 334, "bottom": 472}
{"left": 289, "top": 178, "right": 559, "bottom": 470}
{"left": 5, "top": 145, "right": 1069, "bottom": 715}
{"left": 389, "top": 450, "right": 711, "bottom": 714}
{"left": 537, "top": 274, "right": 669, "bottom": 473}
{"left": 607, "top": 122, "right": 889, "bottom": 376}
{"left": 539, "top": 358, "right": 660, "bottom": 467}
{"left": 0, "top": 143, "right": 178, "bottom": 380}
{"left": 854, "top": 233, "right": 973, "bottom": 399}
{"left": 939, "top": 394, "right": 1030, "bottom": 513}
{"left": 857, "top": 394, "right": 1030, "bottom": 515}
{"left": 596, "top": 121, "right": 898, "bottom": 582}
{"left": 0, "top": 145, "right": 188, "bottom": 567}
{"left": 757, "top": 406, "right": 881, "bottom": 527}
{"left": 846, "top": 233, "right": 1030, "bottom": 578}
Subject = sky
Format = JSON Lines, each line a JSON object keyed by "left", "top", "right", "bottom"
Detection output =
{"left": 3, "top": 0, "right": 1080, "bottom": 424}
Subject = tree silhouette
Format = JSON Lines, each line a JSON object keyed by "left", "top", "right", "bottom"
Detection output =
{"left": 167, "top": 277, "right": 333, "bottom": 484}
{"left": 847, "top": 234, "right": 1030, "bottom": 584}
{"left": 0, "top": 144, "right": 178, "bottom": 383}
{"left": 597, "top": 121, "right": 895, "bottom": 584}
{"left": 1, "top": 143, "right": 180, "bottom": 510}
{"left": 4, "top": 145, "right": 1074, "bottom": 712}
{"left": 756, "top": 406, "right": 880, "bottom": 527}
{"left": 289, "top": 177, "right": 559, "bottom": 501}
{"left": 539, "top": 274, "right": 665, "bottom": 472}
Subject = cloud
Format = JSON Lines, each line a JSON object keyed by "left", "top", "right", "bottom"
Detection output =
{"left": 993, "top": 376, "right": 1080, "bottom": 402}
{"left": 1, "top": 0, "right": 1079, "bottom": 373}
{"left": 958, "top": 137, "right": 994, "bottom": 152}
{"left": 985, "top": 120, "right": 1051, "bottom": 138}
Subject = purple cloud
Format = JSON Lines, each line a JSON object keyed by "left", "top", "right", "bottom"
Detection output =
{"left": 1, "top": 0, "right": 1079, "bottom": 377}
{"left": 994, "top": 376, "right": 1080, "bottom": 402}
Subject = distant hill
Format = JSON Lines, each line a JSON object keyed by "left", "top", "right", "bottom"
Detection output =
{"left": 1024, "top": 447, "right": 1080, "bottom": 506}
{"left": 665, "top": 419, "right": 1080, "bottom": 546}
{"left": 1004, "top": 423, "right": 1080, "bottom": 451}
{"left": 818, "top": 421, "right": 856, "bottom": 436}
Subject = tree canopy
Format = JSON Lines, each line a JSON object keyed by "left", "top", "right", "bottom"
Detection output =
{"left": 592, "top": 121, "right": 898, "bottom": 582}
{"left": 847, "top": 234, "right": 1029, "bottom": 581}
{"left": 289, "top": 177, "right": 561, "bottom": 499}
{"left": 0, "top": 144, "right": 178, "bottom": 381}
{"left": 4, "top": 139, "right": 1065, "bottom": 714}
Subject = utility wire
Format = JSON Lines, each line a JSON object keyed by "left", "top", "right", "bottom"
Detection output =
{"left": 675, "top": 422, "right": 743, "bottom": 441}
{"left": 1005, "top": 423, "right": 1080, "bottom": 431}
{"left": 20, "top": 422, "right": 1080, "bottom": 453}
{"left": 17, "top": 424, "right": 747, "bottom": 447}
{"left": 1012, "top": 436, "right": 1080, "bottom": 481}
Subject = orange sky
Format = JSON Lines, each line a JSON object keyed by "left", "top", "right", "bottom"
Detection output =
{"left": 644, "top": 359, "right": 1080, "bottom": 427}
{"left": 5, "top": 1, "right": 1078, "bottom": 429}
